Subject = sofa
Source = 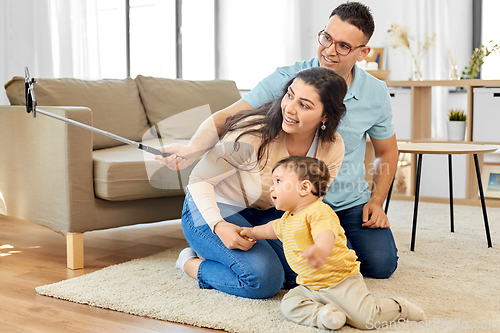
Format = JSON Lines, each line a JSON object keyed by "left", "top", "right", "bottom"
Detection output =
{"left": 0, "top": 75, "right": 241, "bottom": 269}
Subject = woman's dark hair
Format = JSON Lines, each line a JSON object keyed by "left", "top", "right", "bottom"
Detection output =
{"left": 219, "top": 67, "right": 347, "bottom": 168}
{"left": 330, "top": 2, "right": 374, "bottom": 41}
{"left": 273, "top": 156, "right": 330, "bottom": 197}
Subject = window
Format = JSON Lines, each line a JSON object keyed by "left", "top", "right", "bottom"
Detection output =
{"left": 480, "top": 0, "right": 500, "bottom": 79}
{"left": 182, "top": 0, "right": 215, "bottom": 80}
{"left": 129, "top": 0, "right": 177, "bottom": 78}
{"left": 96, "top": 0, "right": 127, "bottom": 79}
{"left": 95, "top": 0, "right": 296, "bottom": 89}
{"left": 96, "top": 0, "right": 214, "bottom": 80}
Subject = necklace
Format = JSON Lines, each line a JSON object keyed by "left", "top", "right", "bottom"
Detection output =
{"left": 346, "top": 70, "right": 352, "bottom": 86}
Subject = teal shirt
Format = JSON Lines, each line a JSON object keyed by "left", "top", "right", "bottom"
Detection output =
{"left": 242, "top": 58, "right": 394, "bottom": 211}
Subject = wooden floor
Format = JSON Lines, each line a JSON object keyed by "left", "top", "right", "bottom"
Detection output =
{"left": 0, "top": 214, "right": 221, "bottom": 333}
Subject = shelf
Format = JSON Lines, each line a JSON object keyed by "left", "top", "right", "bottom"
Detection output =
{"left": 390, "top": 194, "right": 500, "bottom": 208}
{"left": 386, "top": 79, "right": 500, "bottom": 88}
{"left": 402, "top": 138, "right": 500, "bottom": 147}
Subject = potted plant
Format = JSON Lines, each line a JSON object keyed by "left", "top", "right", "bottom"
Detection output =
{"left": 461, "top": 40, "right": 500, "bottom": 79}
{"left": 447, "top": 109, "right": 466, "bottom": 141}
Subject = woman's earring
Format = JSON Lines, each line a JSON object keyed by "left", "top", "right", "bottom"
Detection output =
{"left": 321, "top": 122, "right": 326, "bottom": 130}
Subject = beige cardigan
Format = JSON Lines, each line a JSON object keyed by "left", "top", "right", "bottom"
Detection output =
{"left": 188, "top": 127, "right": 345, "bottom": 231}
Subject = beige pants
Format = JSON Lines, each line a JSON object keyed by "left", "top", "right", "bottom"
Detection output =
{"left": 281, "top": 273, "right": 404, "bottom": 330}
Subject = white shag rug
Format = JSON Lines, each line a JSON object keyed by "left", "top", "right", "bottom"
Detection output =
{"left": 36, "top": 201, "right": 500, "bottom": 333}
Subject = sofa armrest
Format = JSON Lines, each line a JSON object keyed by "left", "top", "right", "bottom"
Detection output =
{"left": 0, "top": 106, "right": 94, "bottom": 233}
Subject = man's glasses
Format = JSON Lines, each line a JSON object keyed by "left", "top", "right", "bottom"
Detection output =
{"left": 317, "top": 31, "right": 365, "bottom": 56}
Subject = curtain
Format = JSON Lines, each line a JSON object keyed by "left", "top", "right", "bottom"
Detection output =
{"left": 0, "top": 0, "right": 100, "bottom": 106}
{"left": 397, "top": 0, "right": 470, "bottom": 139}
{"left": 405, "top": 0, "right": 452, "bottom": 139}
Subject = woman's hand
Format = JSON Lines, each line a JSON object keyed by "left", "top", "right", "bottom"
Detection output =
{"left": 239, "top": 227, "right": 256, "bottom": 242}
{"left": 214, "top": 220, "right": 256, "bottom": 251}
{"left": 154, "top": 143, "right": 205, "bottom": 170}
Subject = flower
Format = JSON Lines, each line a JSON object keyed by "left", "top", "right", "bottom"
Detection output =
{"left": 387, "top": 23, "right": 436, "bottom": 80}
{"left": 387, "top": 23, "right": 436, "bottom": 61}
{"left": 388, "top": 23, "right": 410, "bottom": 51}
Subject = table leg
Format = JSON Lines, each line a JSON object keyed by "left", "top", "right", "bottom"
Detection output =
{"left": 384, "top": 180, "right": 394, "bottom": 215}
{"left": 448, "top": 154, "right": 454, "bottom": 233}
{"left": 473, "top": 154, "right": 493, "bottom": 248}
{"left": 411, "top": 154, "right": 423, "bottom": 251}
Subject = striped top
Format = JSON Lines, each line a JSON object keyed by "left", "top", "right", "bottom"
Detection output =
{"left": 272, "top": 200, "right": 360, "bottom": 289}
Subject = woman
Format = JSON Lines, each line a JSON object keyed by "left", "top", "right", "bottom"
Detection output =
{"left": 168, "top": 67, "right": 347, "bottom": 299}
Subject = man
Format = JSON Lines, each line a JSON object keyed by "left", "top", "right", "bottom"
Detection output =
{"left": 159, "top": 2, "right": 399, "bottom": 279}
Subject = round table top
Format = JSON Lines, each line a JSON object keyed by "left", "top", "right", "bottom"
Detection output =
{"left": 397, "top": 142, "right": 498, "bottom": 154}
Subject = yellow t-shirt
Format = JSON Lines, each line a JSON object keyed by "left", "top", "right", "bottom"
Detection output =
{"left": 272, "top": 200, "right": 360, "bottom": 290}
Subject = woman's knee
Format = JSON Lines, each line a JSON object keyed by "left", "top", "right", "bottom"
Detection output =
{"left": 238, "top": 276, "right": 283, "bottom": 299}
{"left": 243, "top": 264, "right": 284, "bottom": 298}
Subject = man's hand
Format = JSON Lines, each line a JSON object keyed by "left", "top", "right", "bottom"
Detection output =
{"left": 302, "top": 245, "right": 328, "bottom": 269}
{"left": 367, "top": 135, "right": 397, "bottom": 229}
{"left": 362, "top": 200, "right": 390, "bottom": 228}
{"left": 214, "top": 220, "right": 255, "bottom": 250}
{"left": 154, "top": 143, "right": 204, "bottom": 170}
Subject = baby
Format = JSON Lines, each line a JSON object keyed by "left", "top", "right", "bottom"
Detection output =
{"left": 240, "top": 156, "right": 425, "bottom": 330}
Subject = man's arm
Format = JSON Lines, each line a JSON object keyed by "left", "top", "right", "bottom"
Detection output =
{"left": 156, "top": 99, "right": 252, "bottom": 170}
{"left": 362, "top": 134, "right": 398, "bottom": 228}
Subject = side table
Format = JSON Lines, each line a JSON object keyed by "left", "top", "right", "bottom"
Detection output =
{"left": 385, "top": 142, "right": 497, "bottom": 251}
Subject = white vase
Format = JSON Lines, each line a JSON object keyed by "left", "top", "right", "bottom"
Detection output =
{"left": 447, "top": 121, "right": 466, "bottom": 141}
{"left": 449, "top": 64, "right": 460, "bottom": 80}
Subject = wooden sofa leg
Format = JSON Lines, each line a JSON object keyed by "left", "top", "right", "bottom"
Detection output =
{"left": 66, "top": 233, "right": 84, "bottom": 270}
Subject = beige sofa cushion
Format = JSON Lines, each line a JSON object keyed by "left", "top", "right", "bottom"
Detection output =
{"left": 4, "top": 77, "right": 151, "bottom": 150}
{"left": 93, "top": 139, "right": 196, "bottom": 201}
{"left": 135, "top": 75, "right": 241, "bottom": 139}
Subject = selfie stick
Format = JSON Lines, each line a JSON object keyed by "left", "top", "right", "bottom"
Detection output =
{"left": 24, "top": 67, "right": 170, "bottom": 158}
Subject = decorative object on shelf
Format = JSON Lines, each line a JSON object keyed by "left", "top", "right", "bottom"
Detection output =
{"left": 481, "top": 164, "right": 500, "bottom": 198}
{"left": 447, "top": 108, "right": 466, "bottom": 141}
{"left": 394, "top": 153, "right": 411, "bottom": 195}
{"left": 365, "top": 47, "right": 385, "bottom": 69}
{"left": 358, "top": 48, "right": 391, "bottom": 81}
{"left": 447, "top": 49, "right": 460, "bottom": 80}
{"left": 387, "top": 23, "right": 436, "bottom": 81}
{"left": 461, "top": 40, "right": 500, "bottom": 79}
{"left": 366, "top": 70, "right": 391, "bottom": 81}
{"left": 411, "top": 57, "right": 423, "bottom": 81}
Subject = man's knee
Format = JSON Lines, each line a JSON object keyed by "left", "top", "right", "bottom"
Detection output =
{"left": 361, "top": 253, "right": 398, "bottom": 279}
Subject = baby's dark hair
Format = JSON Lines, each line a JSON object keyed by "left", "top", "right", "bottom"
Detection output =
{"left": 273, "top": 156, "right": 330, "bottom": 197}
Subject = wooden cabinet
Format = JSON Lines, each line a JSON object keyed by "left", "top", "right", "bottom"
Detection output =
{"left": 378, "top": 80, "right": 500, "bottom": 207}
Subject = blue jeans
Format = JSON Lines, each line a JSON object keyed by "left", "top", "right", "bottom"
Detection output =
{"left": 181, "top": 191, "right": 298, "bottom": 299}
{"left": 336, "top": 203, "right": 399, "bottom": 279}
